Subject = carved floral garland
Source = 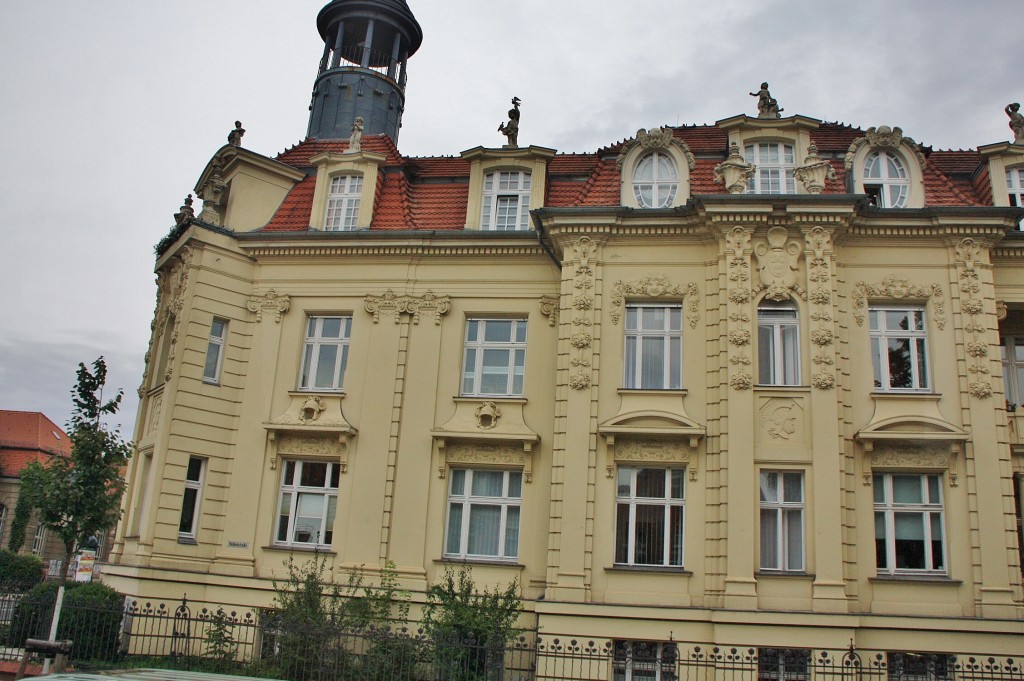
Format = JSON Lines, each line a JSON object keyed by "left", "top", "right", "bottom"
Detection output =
{"left": 955, "top": 238, "right": 992, "bottom": 399}
{"left": 805, "top": 227, "right": 835, "bottom": 390}
{"left": 725, "top": 227, "right": 753, "bottom": 390}
{"left": 569, "top": 237, "right": 597, "bottom": 390}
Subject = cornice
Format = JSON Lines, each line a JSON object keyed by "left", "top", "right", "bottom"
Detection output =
{"left": 239, "top": 242, "right": 546, "bottom": 258}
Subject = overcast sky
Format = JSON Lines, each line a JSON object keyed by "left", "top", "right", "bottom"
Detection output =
{"left": 0, "top": 0, "right": 1019, "bottom": 437}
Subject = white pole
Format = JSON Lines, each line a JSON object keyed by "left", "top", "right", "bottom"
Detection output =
{"left": 42, "top": 585, "right": 66, "bottom": 675}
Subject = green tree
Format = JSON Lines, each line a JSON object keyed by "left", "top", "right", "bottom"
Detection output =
{"left": 19, "top": 358, "right": 131, "bottom": 579}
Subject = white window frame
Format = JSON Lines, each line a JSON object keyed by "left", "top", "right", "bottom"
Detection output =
{"left": 633, "top": 151, "right": 679, "bottom": 208}
{"left": 758, "top": 648, "right": 811, "bottom": 681}
{"left": 481, "top": 170, "right": 531, "bottom": 231}
{"left": 275, "top": 460, "right": 340, "bottom": 548}
{"left": 873, "top": 473, "right": 946, "bottom": 575}
{"left": 444, "top": 468, "right": 522, "bottom": 561}
{"left": 624, "top": 304, "right": 683, "bottom": 390}
{"left": 324, "top": 175, "right": 363, "bottom": 231}
{"left": 202, "top": 318, "right": 227, "bottom": 384}
{"left": 745, "top": 142, "right": 796, "bottom": 194}
{"left": 870, "top": 306, "right": 929, "bottom": 392}
{"left": 759, "top": 471, "right": 804, "bottom": 572}
{"left": 757, "top": 301, "right": 800, "bottom": 386}
{"left": 1008, "top": 167, "right": 1024, "bottom": 230}
{"left": 615, "top": 467, "right": 685, "bottom": 567}
{"left": 299, "top": 316, "right": 352, "bottom": 391}
{"left": 461, "top": 318, "right": 527, "bottom": 397}
{"left": 613, "top": 640, "right": 678, "bottom": 681}
{"left": 1001, "top": 334, "right": 1024, "bottom": 407}
{"left": 864, "top": 150, "right": 909, "bottom": 208}
{"left": 32, "top": 523, "right": 46, "bottom": 556}
{"left": 178, "top": 456, "right": 206, "bottom": 541}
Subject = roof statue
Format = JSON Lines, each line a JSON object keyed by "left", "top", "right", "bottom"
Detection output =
{"left": 173, "top": 194, "right": 195, "bottom": 226}
{"left": 750, "top": 82, "right": 783, "bottom": 119}
{"left": 347, "top": 117, "right": 364, "bottom": 153}
{"left": 1007, "top": 102, "right": 1024, "bottom": 145}
{"left": 498, "top": 96, "right": 522, "bottom": 148}
{"left": 227, "top": 121, "right": 246, "bottom": 147}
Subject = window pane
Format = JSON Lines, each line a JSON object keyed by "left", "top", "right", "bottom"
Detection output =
{"left": 315, "top": 345, "right": 339, "bottom": 388}
{"left": 277, "top": 493, "right": 292, "bottom": 542}
{"left": 761, "top": 508, "right": 779, "bottom": 569}
{"left": 508, "top": 472, "right": 523, "bottom": 498}
{"left": 670, "top": 469, "right": 685, "bottom": 499}
{"left": 467, "top": 504, "right": 501, "bottom": 555}
{"left": 875, "top": 510, "right": 887, "bottom": 569}
{"left": 203, "top": 342, "right": 221, "bottom": 380}
{"left": 785, "top": 509, "right": 803, "bottom": 569}
{"left": 634, "top": 505, "right": 665, "bottom": 564}
{"left": 504, "top": 506, "right": 520, "bottom": 558}
{"left": 617, "top": 468, "right": 632, "bottom": 497}
{"left": 887, "top": 337, "right": 912, "bottom": 388}
{"left": 186, "top": 458, "right": 204, "bottom": 481}
{"left": 300, "top": 462, "right": 329, "bottom": 488}
{"left": 484, "top": 320, "right": 513, "bottom": 342}
{"left": 446, "top": 503, "right": 463, "bottom": 554}
{"left": 615, "top": 503, "right": 631, "bottom": 563}
{"left": 450, "top": 469, "right": 466, "bottom": 496}
{"left": 669, "top": 506, "right": 684, "bottom": 565}
{"left": 783, "top": 473, "right": 802, "bottom": 502}
{"left": 894, "top": 513, "right": 925, "bottom": 569}
{"left": 758, "top": 324, "right": 775, "bottom": 384}
{"left": 471, "top": 471, "right": 504, "bottom": 497}
{"left": 179, "top": 488, "right": 198, "bottom": 534}
{"left": 930, "top": 514, "right": 944, "bottom": 569}
{"left": 641, "top": 337, "right": 665, "bottom": 389}
{"left": 892, "top": 475, "right": 923, "bottom": 504}
{"left": 636, "top": 469, "right": 666, "bottom": 498}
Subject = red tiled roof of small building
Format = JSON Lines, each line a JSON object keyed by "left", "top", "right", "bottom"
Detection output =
{"left": 0, "top": 410, "right": 70, "bottom": 477}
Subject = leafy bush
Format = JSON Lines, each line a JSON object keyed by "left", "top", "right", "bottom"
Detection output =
{"left": 0, "top": 550, "right": 44, "bottom": 590}
{"left": 5, "top": 581, "right": 124, "bottom": 662}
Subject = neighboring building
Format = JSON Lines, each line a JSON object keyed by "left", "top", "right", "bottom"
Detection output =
{"left": 105, "top": 0, "right": 1024, "bottom": 663}
{"left": 0, "top": 410, "right": 72, "bottom": 569}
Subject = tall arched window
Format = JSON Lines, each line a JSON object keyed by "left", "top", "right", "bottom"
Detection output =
{"left": 633, "top": 152, "right": 678, "bottom": 208}
{"left": 863, "top": 151, "right": 909, "bottom": 208}
{"left": 758, "top": 300, "right": 800, "bottom": 386}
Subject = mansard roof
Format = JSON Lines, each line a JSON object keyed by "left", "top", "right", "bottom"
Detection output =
{"left": 259, "top": 118, "right": 997, "bottom": 233}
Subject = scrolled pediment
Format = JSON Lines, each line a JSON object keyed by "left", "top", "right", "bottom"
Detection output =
{"left": 598, "top": 409, "right": 705, "bottom": 449}
{"left": 855, "top": 414, "right": 968, "bottom": 452}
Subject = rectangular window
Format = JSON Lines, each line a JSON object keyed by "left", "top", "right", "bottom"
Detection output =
{"left": 758, "top": 304, "right": 800, "bottom": 385}
{"left": 32, "top": 524, "right": 46, "bottom": 555}
{"left": 1014, "top": 474, "right": 1024, "bottom": 576}
{"left": 615, "top": 467, "right": 685, "bottom": 567}
{"left": 870, "top": 307, "right": 929, "bottom": 391}
{"left": 325, "top": 175, "right": 363, "bottom": 231}
{"left": 178, "top": 457, "right": 206, "bottom": 540}
{"left": 202, "top": 318, "right": 228, "bottom": 383}
{"left": 886, "top": 653, "right": 953, "bottom": 681}
{"left": 276, "top": 460, "right": 340, "bottom": 547}
{"left": 444, "top": 468, "right": 522, "bottom": 560}
{"left": 613, "top": 641, "right": 677, "bottom": 681}
{"left": 624, "top": 305, "right": 683, "bottom": 390}
{"left": 874, "top": 473, "right": 945, "bottom": 575}
{"left": 462, "top": 319, "right": 527, "bottom": 396}
{"left": 299, "top": 316, "right": 352, "bottom": 391}
{"left": 745, "top": 143, "right": 796, "bottom": 194}
{"left": 1001, "top": 335, "right": 1024, "bottom": 407}
{"left": 759, "top": 471, "right": 804, "bottom": 572}
{"left": 481, "top": 171, "right": 531, "bottom": 231}
{"left": 758, "top": 649, "right": 810, "bottom": 681}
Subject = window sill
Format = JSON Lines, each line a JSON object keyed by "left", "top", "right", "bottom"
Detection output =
{"left": 263, "top": 544, "right": 336, "bottom": 555}
{"left": 177, "top": 536, "right": 198, "bottom": 545}
{"left": 870, "top": 391, "right": 940, "bottom": 400}
{"left": 754, "top": 384, "right": 810, "bottom": 392}
{"left": 435, "top": 557, "right": 524, "bottom": 569}
{"left": 870, "top": 574, "right": 960, "bottom": 585}
{"left": 755, "top": 570, "right": 814, "bottom": 579}
{"left": 605, "top": 565, "right": 690, "bottom": 575}
{"left": 454, "top": 396, "right": 527, "bottom": 404}
{"left": 617, "top": 389, "right": 688, "bottom": 397}
{"left": 294, "top": 388, "right": 345, "bottom": 395}
{"left": 201, "top": 378, "right": 221, "bottom": 386}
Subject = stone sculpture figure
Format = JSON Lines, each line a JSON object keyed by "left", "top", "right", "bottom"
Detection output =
{"left": 498, "top": 96, "right": 522, "bottom": 147}
{"left": 174, "top": 194, "right": 195, "bottom": 226}
{"left": 1007, "top": 103, "right": 1024, "bottom": 144}
{"left": 750, "top": 82, "right": 783, "bottom": 119}
{"left": 227, "top": 120, "right": 246, "bottom": 146}
{"left": 348, "top": 117, "right": 364, "bottom": 153}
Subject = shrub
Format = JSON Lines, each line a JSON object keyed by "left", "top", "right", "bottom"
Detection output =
{"left": 0, "top": 550, "right": 44, "bottom": 590}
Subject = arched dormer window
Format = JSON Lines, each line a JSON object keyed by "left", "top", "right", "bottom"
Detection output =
{"left": 863, "top": 151, "right": 909, "bottom": 208}
{"left": 482, "top": 170, "right": 532, "bottom": 231}
{"left": 325, "top": 175, "right": 363, "bottom": 231}
{"left": 745, "top": 142, "right": 796, "bottom": 194}
{"left": 633, "top": 152, "right": 678, "bottom": 208}
{"left": 757, "top": 299, "right": 800, "bottom": 386}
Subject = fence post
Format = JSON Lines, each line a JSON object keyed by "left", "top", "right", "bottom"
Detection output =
{"left": 41, "top": 585, "right": 66, "bottom": 675}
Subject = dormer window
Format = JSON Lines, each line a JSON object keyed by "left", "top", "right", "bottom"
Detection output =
{"left": 482, "top": 170, "right": 531, "bottom": 230}
{"left": 1009, "top": 168, "right": 1024, "bottom": 207}
{"left": 633, "top": 152, "right": 678, "bottom": 208}
{"left": 864, "top": 151, "right": 909, "bottom": 208}
{"left": 325, "top": 175, "right": 363, "bottom": 231}
{"left": 745, "top": 143, "right": 796, "bottom": 194}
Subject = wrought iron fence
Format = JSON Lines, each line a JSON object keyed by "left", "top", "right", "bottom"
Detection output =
{"left": 1, "top": 586, "right": 1022, "bottom": 681}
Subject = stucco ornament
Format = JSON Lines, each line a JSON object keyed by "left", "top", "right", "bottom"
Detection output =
{"left": 844, "top": 126, "right": 925, "bottom": 170}
{"left": 812, "top": 372, "right": 836, "bottom": 390}
{"left": 299, "top": 395, "right": 326, "bottom": 423}
{"left": 955, "top": 237, "right": 992, "bottom": 398}
{"left": 198, "top": 159, "right": 227, "bottom": 225}
{"left": 713, "top": 143, "right": 756, "bottom": 194}
{"left": 1006, "top": 103, "right": 1024, "bottom": 145}
{"left": 609, "top": 275, "right": 700, "bottom": 328}
{"left": 474, "top": 401, "right": 502, "bottom": 430}
{"left": 730, "top": 373, "right": 753, "bottom": 390}
{"left": 754, "top": 227, "right": 802, "bottom": 301}
{"left": 539, "top": 296, "right": 559, "bottom": 326}
{"left": 569, "top": 373, "right": 592, "bottom": 390}
{"left": 750, "top": 82, "right": 783, "bottom": 119}
{"left": 347, "top": 116, "right": 364, "bottom": 153}
{"left": 497, "top": 96, "right": 521, "bottom": 148}
{"left": 794, "top": 144, "right": 837, "bottom": 194}
{"left": 364, "top": 290, "right": 451, "bottom": 325}
{"left": 615, "top": 127, "right": 697, "bottom": 172}
{"left": 568, "top": 236, "right": 599, "bottom": 389}
{"left": 247, "top": 289, "right": 291, "bottom": 323}
{"left": 852, "top": 277, "right": 945, "bottom": 329}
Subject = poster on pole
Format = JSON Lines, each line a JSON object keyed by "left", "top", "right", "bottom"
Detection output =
{"left": 75, "top": 550, "right": 97, "bottom": 582}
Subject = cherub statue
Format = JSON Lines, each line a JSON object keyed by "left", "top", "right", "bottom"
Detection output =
{"left": 1007, "top": 103, "right": 1024, "bottom": 145}
{"left": 498, "top": 96, "right": 522, "bottom": 147}
{"left": 750, "top": 82, "right": 783, "bottom": 119}
{"left": 227, "top": 120, "right": 245, "bottom": 146}
{"left": 348, "top": 116, "right": 364, "bottom": 152}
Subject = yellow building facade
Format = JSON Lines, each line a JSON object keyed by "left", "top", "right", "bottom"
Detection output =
{"left": 104, "top": 0, "right": 1024, "bottom": 670}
